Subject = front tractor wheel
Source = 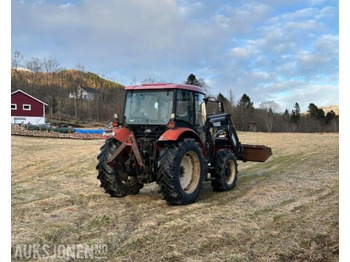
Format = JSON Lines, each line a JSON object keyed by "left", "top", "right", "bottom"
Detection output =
{"left": 211, "top": 150, "right": 238, "bottom": 191}
{"left": 96, "top": 138, "right": 143, "bottom": 197}
{"left": 157, "top": 139, "right": 205, "bottom": 205}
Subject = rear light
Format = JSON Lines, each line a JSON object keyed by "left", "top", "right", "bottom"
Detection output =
{"left": 167, "top": 119, "right": 176, "bottom": 129}
{"left": 167, "top": 113, "right": 176, "bottom": 129}
{"left": 112, "top": 120, "right": 119, "bottom": 127}
{"left": 112, "top": 113, "right": 119, "bottom": 127}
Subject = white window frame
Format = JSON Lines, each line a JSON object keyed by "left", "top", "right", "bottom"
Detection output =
{"left": 11, "top": 104, "right": 17, "bottom": 110}
{"left": 23, "top": 104, "right": 31, "bottom": 111}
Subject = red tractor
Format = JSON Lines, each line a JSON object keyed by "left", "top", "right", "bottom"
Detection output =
{"left": 96, "top": 83, "right": 272, "bottom": 205}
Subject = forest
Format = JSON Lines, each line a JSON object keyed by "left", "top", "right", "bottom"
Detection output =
{"left": 11, "top": 52, "right": 338, "bottom": 132}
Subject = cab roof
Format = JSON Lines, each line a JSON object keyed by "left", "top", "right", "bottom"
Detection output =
{"left": 125, "top": 83, "right": 205, "bottom": 94}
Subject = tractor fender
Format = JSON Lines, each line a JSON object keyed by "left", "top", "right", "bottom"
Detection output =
{"left": 111, "top": 127, "right": 131, "bottom": 143}
{"left": 157, "top": 127, "right": 206, "bottom": 156}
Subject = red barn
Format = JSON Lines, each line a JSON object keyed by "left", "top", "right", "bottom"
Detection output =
{"left": 11, "top": 90, "right": 48, "bottom": 125}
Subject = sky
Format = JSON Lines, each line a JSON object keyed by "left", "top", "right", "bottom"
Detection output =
{"left": 11, "top": 0, "right": 339, "bottom": 112}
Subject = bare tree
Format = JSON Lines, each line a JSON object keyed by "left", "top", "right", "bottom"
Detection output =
{"left": 11, "top": 51, "right": 25, "bottom": 92}
{"left": 42, "top": 57, "right": 61, "bottom": 119}
{"left": 259, "top": 101, "right": 279, "bottom": 132}
{"left": 142, "top": 77, "right": 157, "bottom": 84}
{"left": 25, "top": 57, "right": 43, "bottom": 95}
{"left": 11, "top": 50, "right": 24, "bottom": 69}
{"left": 229, "top": 89, "right": 234, "bottom": 106}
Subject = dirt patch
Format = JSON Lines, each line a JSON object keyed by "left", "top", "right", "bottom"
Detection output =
{"left": 11, "top": 132, "right": 339, "bottom": 261}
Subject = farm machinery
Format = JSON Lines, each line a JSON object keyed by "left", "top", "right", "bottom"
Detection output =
{"left": 96, "top": 83, "right": 272, "bottom": 205}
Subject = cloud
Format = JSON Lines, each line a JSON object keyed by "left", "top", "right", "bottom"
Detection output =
{"left": 11, "top": 0, "right": 339, "bottom": 111}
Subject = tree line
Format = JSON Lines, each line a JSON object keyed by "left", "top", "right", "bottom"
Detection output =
{"left": 12, "top": 52, "right": 338, "bottom": 132}
{"left": 218, "top": 94, "right": 338, "bottom": 133}
{"left": 186, "top": 74, "right": 339, "bottom": 133}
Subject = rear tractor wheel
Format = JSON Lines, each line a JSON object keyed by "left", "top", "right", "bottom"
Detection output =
{"left": 157, "top": 139, "right": 205, "bottom": 205}
{"left": 96, "top": 138, "right": 143, "bottom": 197}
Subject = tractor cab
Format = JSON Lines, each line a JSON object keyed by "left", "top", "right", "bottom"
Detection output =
{"left": 123, "top": 83, "right": 206, "bottom": 126}
{"left": 122, "top": 83, "right": 224, "bottom": 146}
{"left": 120, "top": 84, "right": 207, "bottom": 144}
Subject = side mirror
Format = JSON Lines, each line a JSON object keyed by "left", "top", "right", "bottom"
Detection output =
{"left": 204, "top": 97, "right": 225, "bottom": 115}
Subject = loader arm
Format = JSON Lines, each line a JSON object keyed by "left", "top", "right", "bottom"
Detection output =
{"left": 206, "top": 113, "right": 272, "bottom": 163}
{"left": 206, "top": 113, "right": 243, "bottom": 158}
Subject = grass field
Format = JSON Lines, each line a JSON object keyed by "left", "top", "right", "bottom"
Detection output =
{"left": 11, "top": 132, "right": 339, "bottom": 261}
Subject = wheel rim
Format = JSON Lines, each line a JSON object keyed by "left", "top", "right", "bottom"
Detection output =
{"left": 119, "top": 170, "right": 138, "bottom": 186}
{"left": 225, "top": 160, "right": 236, "bottom": 185}
{"left": 179, "top": 151, "right": 200, "bottom": 194}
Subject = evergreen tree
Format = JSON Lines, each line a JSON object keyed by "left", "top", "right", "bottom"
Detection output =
{"left": 185, "top": 73, "right": 209, "bottom": 93}
{"left": 308, "top": 103, "right": 325, "bottom": 121}
{"left": 290, "top": 102, "right": 301, "bottom": 124}
{"left": 236, "top": 94, "right": 254, "bottom": 131}
{"left": 283, "top": 109, "right": 290, "bottom": 120}
{"left": 325, "top": 110, "right": 336, "bottom": 125}
{"left": 185, "top": 74, "right": 202, "bottom": 87}
{"left": 237, "top": 94, "right": 254, "bottom": 109}
{"left": 308, "top": 103, "right": 318, "bottom": 118}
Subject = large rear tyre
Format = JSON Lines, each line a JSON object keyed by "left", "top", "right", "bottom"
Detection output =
{"left": 211, "top": 150, "right": 238, "bottom": 192}
{"left": 157, "top": 139, "right": 205, "bottom": 205}
{"left": 96, "top": 138, "right": 143, "bottom": 197}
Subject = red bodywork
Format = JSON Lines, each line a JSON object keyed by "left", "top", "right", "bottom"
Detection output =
{"left": 107, "top": 130, "right": 146, "bottom": 169}
{"left": 125, "top": 83, "right": 205, "bottom": 94}
{"left": 158, "top": 127, "right": 206, "bottom": 156}
{"left": 108, "top": 126, "right": 206, "bottom": 162}
{"left": 111, "top": 127, "right": 131, "bottom": 143}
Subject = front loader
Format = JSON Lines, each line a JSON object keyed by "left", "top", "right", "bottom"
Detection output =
{"left": 96, "top": 83, "right": 272, "bottom": 205}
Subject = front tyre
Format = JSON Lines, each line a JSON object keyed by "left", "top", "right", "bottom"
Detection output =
{"left": 96, "top": 138, "right": 143, "bottom": 197}
{"left": 157, "top": 139, "right": 204, "bottom": 205}
{"left": 211, "top": 150, "right": 238, "bottom": 191}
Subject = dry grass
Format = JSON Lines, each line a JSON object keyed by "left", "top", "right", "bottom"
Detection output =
{"left": 11, "top": 132, "right": 339, "bottom": 261}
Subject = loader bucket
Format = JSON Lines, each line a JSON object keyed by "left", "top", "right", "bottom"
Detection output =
{"left": 242, "top": 144, "right": 272, "bottom": 162}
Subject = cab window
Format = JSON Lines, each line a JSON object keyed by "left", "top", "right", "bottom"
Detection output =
{"left": 194, "top": 93, "right": 205, "bottom": 126}
{"left": 176, "top": 90, "right": 194, "bottom": 124}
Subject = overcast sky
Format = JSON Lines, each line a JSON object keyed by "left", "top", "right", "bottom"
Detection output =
{"left": 11, "top": 0, "right": 339, "bottom": 112}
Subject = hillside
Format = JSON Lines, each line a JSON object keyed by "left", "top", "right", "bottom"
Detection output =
{"left": 11, "top": 68, "right": 126, "bottom": 123}
{"left": 11, "top": 68, "right": 124, "bottom": 92}
{"left": 320, "top": 105, "right": 339, "bottom": 116}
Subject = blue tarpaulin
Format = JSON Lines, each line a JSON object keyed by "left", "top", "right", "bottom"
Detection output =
{"left": 74, "top": 129, "right": 105, "bottom": 134}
